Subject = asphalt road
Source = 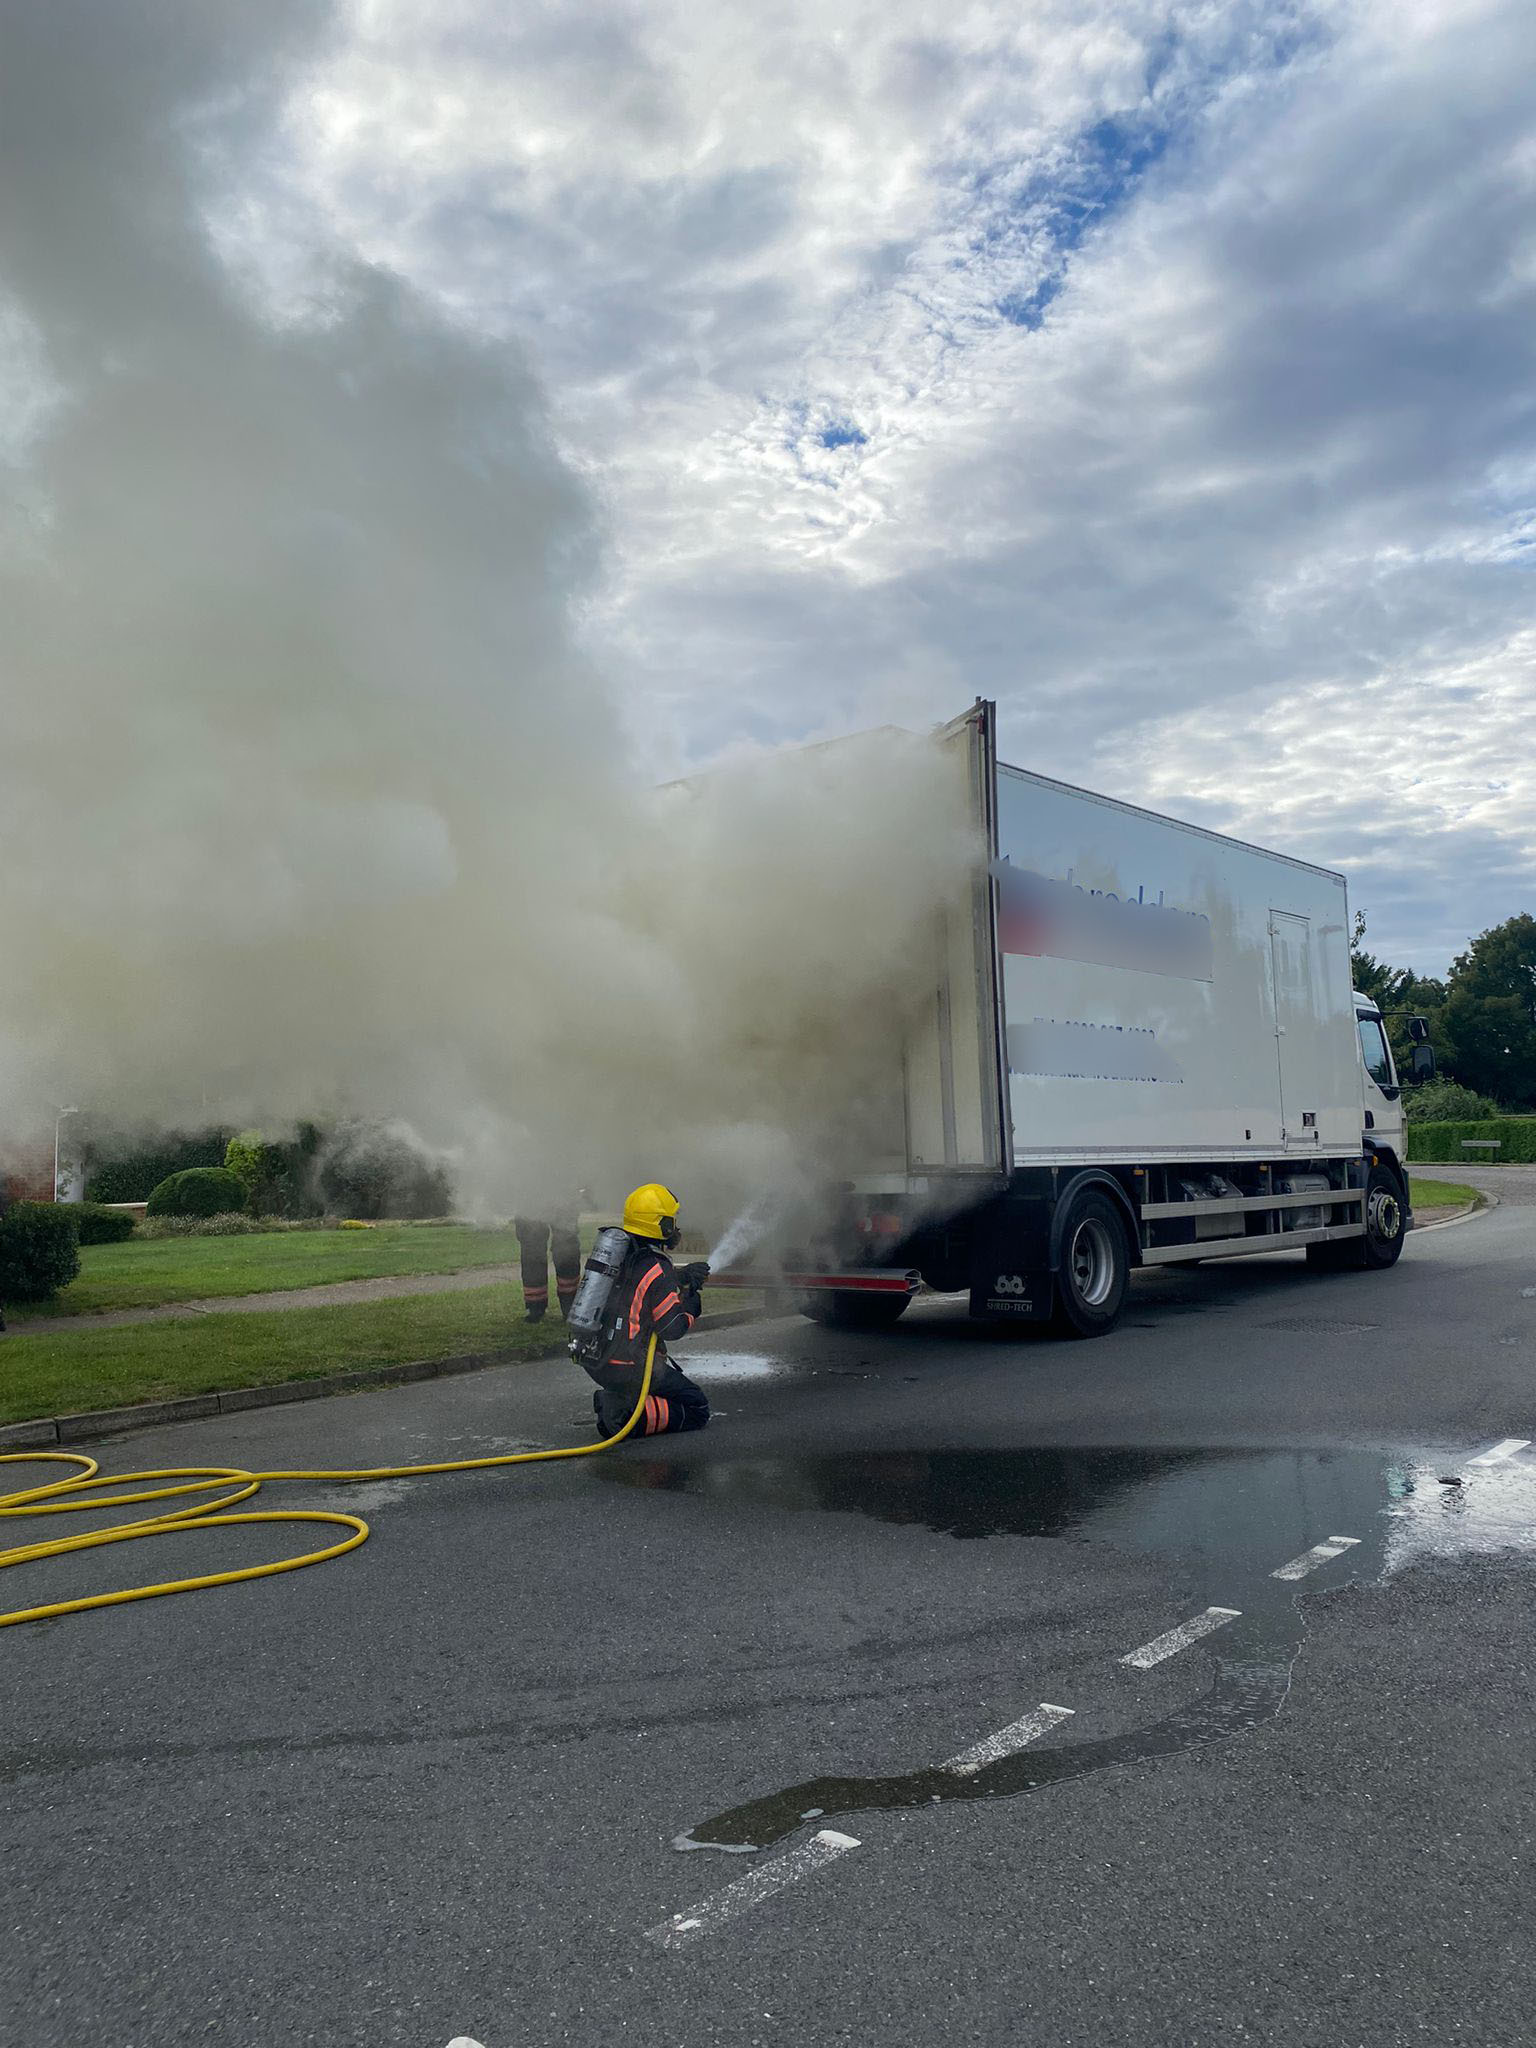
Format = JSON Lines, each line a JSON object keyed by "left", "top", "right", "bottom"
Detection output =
{"left": 3, "top": 1186, "right": 1534, "bottom": 2048}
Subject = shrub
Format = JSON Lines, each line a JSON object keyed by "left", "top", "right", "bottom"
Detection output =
{"left": 0, "top": 1201, "right": 82, "bottom": 1301}
{"left": 1406, "top": 1118, "right": 1536, "bottom": 1165}
{"left": 224, "top": 1131, "right": 270, "bottom": 1200}
{"left": 146, "top": 1167, "right": 251, "bottom": 1218}
{"left": 314, "top": 1123, "right": 452, "bottom": 1221}
{"left": 221, "top": 1126, "right": 325, "bottom": 1219}
{"left": 1403, "top": 1080, "right": 1501, "bottom": 1123}
{"left": 137, "top": 1213, "right": 336, "bottom": 1239}
{"left": 86, "top": 1129, "right": 231, "bottom": 1204}
{"left": 74, "top": 1203, "right": 138, "bottom": 1246}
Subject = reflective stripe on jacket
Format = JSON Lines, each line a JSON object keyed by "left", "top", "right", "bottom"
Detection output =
{"left": 604, "top": 1248, "right": 699, "bottom": 1374}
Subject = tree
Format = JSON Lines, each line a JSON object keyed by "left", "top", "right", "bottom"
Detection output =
{"left": 1441, "top": 914, "right": 1536, "bottom": 1109}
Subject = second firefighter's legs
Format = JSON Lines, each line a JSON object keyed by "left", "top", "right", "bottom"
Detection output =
{"left": 550, "top": 1222, "right": 581, "bottom": 1322}
{"left": 514, "top": 1217, "right": 551, "bottom": 1322}
{"left": 594, "top": 1365, "right": 710, "bottom": 1437}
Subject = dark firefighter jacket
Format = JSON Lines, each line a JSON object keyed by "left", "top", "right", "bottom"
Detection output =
{"left": 599, "top": 1245, "right": 701, "bottom": 1383}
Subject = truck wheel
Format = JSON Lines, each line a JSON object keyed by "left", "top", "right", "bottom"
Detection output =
{"left": 1051, "top": 1191, "right": 1129, "bottom": 1338}
{"left": 1306, "top": 1166, "right": 1407, "bottom": 1272}
{"left": 1361, "top": 1165, "right": 1408, "bottom": 1268}
{"left": 800, "top": 1291, "right": 911, "bottom": 1331}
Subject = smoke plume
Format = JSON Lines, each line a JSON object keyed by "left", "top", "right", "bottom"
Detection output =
{"left": 0, "top": 0, "right": 978, "bottom": 1234}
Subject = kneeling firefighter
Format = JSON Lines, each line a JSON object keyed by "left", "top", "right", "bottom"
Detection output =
{"left": 567, "top": 1183, "right": 711, "bottom": 1438}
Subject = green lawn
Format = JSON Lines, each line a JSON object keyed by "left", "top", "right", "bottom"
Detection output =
{"left": 30, "top": 1223, "right": 524, "bottom": 1317}
{"left": 0, "top": 1286, "right": 541, "bottom": 1424}
{"left": 0, "top": 1283, "right": 761, "bottom": 1425}
{"left": 1411, "top": 1178, "right": 1480, "bottom": 1208}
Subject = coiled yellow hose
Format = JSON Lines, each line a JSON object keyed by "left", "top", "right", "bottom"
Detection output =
{"left": 0, "top": 1335, "right": 655, "bottom": 1631}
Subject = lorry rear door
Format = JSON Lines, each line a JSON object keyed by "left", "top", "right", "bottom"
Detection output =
{"left": 902, "top": 701, "right": 1010, "bottom": 1176}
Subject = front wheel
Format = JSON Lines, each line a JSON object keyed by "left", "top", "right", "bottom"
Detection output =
{"left": 1306, "top": 1166, "right": 1407, "bottom": 1272}
{"left": 1050, "top": 1190, "right": 1130, "bottom": 1338}
{"left": 799, "top": 1289, "right": 911, "bottom": 1331}
{"left": 1361, "top": 1165, "right": 1408, "bottom": 1268}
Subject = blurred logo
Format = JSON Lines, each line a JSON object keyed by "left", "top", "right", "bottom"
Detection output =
{"left": 993, "top": 859, "right": 1213, "bottom": 982}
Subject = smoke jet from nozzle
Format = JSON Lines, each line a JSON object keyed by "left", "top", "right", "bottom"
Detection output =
{"left": 706, "top": 1199, "right": 785, "bottom": 1273}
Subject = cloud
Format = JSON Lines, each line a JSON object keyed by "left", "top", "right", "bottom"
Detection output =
{"left": 272, "top": 0, "right": 1535, "bottom": 971}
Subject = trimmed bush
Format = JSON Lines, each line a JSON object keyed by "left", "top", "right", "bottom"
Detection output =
{"left": 0, "top": 1202, "right": 82, "bottom": 1301}
{"left": 146, "top": 1167, "right": 251, "bottom": 1218}
{"left": 75, "top": 1203, "right": 138, "bottom": 1246}
{"left": 1406, "top": 1118, "right": 1536, "bottom": 1165}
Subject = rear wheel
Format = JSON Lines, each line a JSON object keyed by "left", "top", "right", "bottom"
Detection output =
{"left": 1050, "top": 1190, "right": 1130, "bottom": 1338}
{"left": 799, "top": 1289, "right": 912, "bottom": 1331}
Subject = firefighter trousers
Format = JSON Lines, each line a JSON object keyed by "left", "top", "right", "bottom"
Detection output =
{"left": 515, "top": 1216, "right": 581, "bottom": 1319}
{"left": 593, "top": 1363, "right": 710, "bottom": 1437}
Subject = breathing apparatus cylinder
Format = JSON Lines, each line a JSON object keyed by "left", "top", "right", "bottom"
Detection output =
{"left": 566, "top": 1226, "right": 632, "bottom": 1363}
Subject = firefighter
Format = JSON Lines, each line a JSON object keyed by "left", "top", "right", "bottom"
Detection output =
{"left": 515, "top": 1196, "right": 586, "bottom": 1323}
{"left": 587, "top": 1182, "right": 710, "bottom": 1437}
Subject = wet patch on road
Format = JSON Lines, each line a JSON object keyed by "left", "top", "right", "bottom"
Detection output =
{"left": 682, "top": 1352, "right": 791, "bottom": 1383}
{"left": 597, "top": 1441, "right": 1536, "bottom": 1852}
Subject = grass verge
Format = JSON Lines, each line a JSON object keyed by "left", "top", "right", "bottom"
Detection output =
{"left": 29, "top": 1223, "right": 525, "bottom": 1317}
{"left": 1410, "top": 1178, "right": 1481, "bottom": 1210}
{"left": 0, "top": 1285, "right": 762, "bottom": 1425}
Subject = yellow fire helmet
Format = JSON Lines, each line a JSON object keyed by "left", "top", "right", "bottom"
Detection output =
{"left": 622, "top": 1182, "right": 682, "bottom": 1248}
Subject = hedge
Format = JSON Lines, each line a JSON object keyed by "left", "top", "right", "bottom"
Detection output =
{"left": 146, "top": 1166, "right": 251, "bottom": 1218}
{"left": 86, "top": 1129, "right": 232, "bottom": 1204}
{"left": 1406, "top": 1118, "right": 1536, "bottom": 1164}
{"left": 75, "top": 1203, "right": 138, "bottom": 1246}
{"left": 0, "top": 1201, "right": 82, "bottom": 1301}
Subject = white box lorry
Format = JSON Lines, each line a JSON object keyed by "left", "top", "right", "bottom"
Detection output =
{"left": 742, "top": 700, "right": 1419, "bottom": 1338}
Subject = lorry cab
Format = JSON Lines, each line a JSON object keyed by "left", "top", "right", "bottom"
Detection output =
{"left": 1352, "top": 992, "right": 1406, "bottom": 1149}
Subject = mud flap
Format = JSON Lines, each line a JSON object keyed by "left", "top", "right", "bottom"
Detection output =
{"left": 967, "top": 1195, "right": 1053, "bottom": 1322}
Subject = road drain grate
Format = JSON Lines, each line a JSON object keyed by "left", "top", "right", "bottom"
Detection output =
{"left": 1262, "top": 1316, "right": 1381, "bottom": 1334}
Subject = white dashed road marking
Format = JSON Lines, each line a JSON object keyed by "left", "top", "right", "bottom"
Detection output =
{"left": 944, "top": 1701, "right": 1076, "bottom": 1776}
{"left": 1466, "top": 1438, "right": 1531, "bottom": 1466}
{"left": 1121, "top": 1606, "right": 1241, "bottom": 1669}
{"left": 1271, "top": 1536, "right": 1361, "bottom": 1580}
{"left": 647, "top": 1829, "right": 862, "bottom": 1951}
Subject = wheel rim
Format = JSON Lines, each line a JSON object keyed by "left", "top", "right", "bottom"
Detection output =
{"left": 1068, "top": 1216, "right": 1117, "bottom": 1307}
{"left": 1367, "top": 1185, "right": 1402, "bottom": 1247}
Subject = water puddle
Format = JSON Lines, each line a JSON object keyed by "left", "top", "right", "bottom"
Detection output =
{"left": 596, "top": 1442, "right": 1536, "bottom": 1852}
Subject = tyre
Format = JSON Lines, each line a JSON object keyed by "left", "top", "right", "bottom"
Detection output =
{"left": 1305, "top": 1165, "right": 1407, "bottom": 1272}
{"left": 799, "top": 1289, "right": 912, "bottom": 1330}
{"left": 1361, "top": 1164, "right": 1408, "bottom": 1268}
{"left": 1050, "top": 1189, "right": 1130, "bottom": 1338}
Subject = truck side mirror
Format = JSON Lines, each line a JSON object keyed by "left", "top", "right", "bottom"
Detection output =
{"left": 1407, "top": 1016, "right": 1430, "bottom": 1044}
{"left": 1411, "top": 1044, "right": 1436, "bottom": 1080}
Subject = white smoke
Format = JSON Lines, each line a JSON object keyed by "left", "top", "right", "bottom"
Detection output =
{"left": 0, "top": 0, "right": 979, "bottom": 1239}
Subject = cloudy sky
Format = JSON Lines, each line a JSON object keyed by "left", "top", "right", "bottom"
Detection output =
{"left": 14, "top": 0, "right": 1536, "bottom": 981}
